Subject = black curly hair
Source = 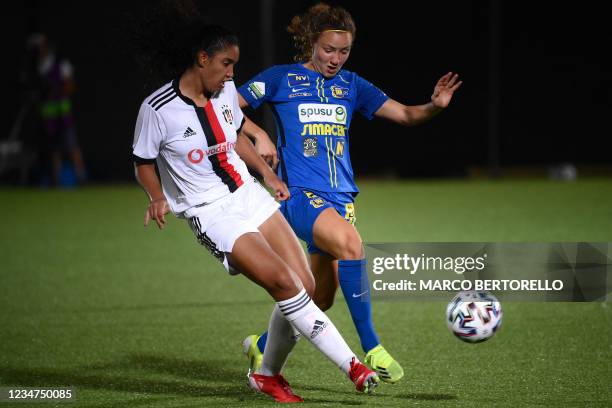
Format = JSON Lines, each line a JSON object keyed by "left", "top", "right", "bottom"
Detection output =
{"left": 129, "top": 0, "right": 238, "bottom": 87}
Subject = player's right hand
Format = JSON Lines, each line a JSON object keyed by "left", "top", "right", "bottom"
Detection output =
{"left": 144, "top": 197, "right": 170, "bottom": 229}
{"left": 263, "top": 174, "right": 290, "bottom": 201}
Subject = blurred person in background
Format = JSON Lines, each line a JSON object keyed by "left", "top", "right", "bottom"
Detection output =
{"left": 24, "top": 33, "right": 86, "bottom": 186}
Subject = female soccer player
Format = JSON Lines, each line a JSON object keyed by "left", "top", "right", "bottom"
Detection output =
{"left": 131, "top": 6, "right": 378, "bottom": 402}
{"left": 239, "top": 2, "right": 462, "bottom": 383}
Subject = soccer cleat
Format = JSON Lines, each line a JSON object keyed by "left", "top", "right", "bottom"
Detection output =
{"left": 348, "top": 357, "right": 379, "bottom": 393}
{"left": 242, "top": 334, "right": 263, "bottom": 376}
{"left": 364, "top": 344, "right": 404, "bottom": 383}
{"left": 248, "top": 373, "right": 304, "bottom": 403}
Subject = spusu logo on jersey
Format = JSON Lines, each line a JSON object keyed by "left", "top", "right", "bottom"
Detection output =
{"left": 298, "top": 103, "right": 347, "bottom": 124}
{"left": 187, "top": 142, "right": 235, "bottom": 164}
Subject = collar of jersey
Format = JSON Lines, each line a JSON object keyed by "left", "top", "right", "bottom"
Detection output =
{"left": 172, "top": 78, "right": 199, "bottom": 107}
{"left": 172, "top": 78, "right": 221, "bottom": 108}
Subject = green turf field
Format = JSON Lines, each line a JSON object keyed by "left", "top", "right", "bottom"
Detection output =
{"left": 1, "top": 179, "right": 611, "bottom": 407}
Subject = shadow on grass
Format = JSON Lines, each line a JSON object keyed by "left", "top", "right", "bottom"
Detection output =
{"left": 64, "top": 299, "right": 272, "bottom": 315}
{"left": 8, "top": 300, "right": 274, "bottom": 317}
{"left": 395, "top": 392, "right": 458, "bottom": 401}
{"left": 86, "top": 354, "right": 243, "bottom": 382}
{"left": 296, "top": 383, "right": 457, "bottom": 402}
{"left": 0, "top": 354, "right": 371, "bottom": 406}
{"left": 296, "top": 383, "right": 367, "bottom": 396}
{"left": 0, "top": 368, "right": 243, "bottom": 398}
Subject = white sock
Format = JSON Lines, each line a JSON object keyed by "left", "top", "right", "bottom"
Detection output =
{"left": 278, "top": 289, "right": 355, "bottom": 375}
{"left": 258, "top": 305, "right": 300, "bottom": 376}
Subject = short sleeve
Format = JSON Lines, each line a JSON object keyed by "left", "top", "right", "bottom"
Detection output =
{"left": 238, "top": 65, "right": 286, "bottom": 109}
{"left": 354, "top": 73, "right": 389, "bottom": 120}
{"left": 132, "top": 103, "right": 166, "bottom": 159}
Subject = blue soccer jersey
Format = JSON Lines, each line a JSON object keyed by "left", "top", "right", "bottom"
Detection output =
{"left": 238, "top": 64, "right": 388, "bottom": 193}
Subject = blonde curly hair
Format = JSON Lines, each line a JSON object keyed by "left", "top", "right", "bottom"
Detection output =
{"left": 287, "top": 2, "right": 356, "bottom": 62}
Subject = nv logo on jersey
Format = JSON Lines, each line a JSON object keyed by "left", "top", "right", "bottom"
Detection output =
{"left": 288, "top": 73, "right": 310, "bottom": 89}
{"left": 183, "top": 127, "right": 196, "bottom": 138}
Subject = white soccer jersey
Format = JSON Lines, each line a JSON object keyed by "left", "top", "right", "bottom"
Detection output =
{"left": 133, "top": 79, "right": 249, "bottom": 215}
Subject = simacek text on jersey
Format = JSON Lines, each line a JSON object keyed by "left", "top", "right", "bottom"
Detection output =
{"left": 372, "top": 279, "right": 564, "bottom": 292}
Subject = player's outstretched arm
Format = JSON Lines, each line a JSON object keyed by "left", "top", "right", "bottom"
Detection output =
{"left": 374, "top": 72, "right": 462, "bottom": 127}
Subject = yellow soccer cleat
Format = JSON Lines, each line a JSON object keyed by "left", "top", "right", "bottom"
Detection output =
{"left": 364, "top": 344, "right": 404, "bottom": 384}
{"left": 242, "top": 335, "right": 263, "bottom": 377}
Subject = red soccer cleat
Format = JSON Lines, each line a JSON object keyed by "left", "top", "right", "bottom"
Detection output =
{"left": 348, "top": 357, "right": 379, "bottom": 393}
{"left": 248, "top": 373, "right": 304, "bottom": 403}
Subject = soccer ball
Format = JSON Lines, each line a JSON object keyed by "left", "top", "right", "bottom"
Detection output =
{"left": 446, "top": 291, "right": 502, "bottom": 343}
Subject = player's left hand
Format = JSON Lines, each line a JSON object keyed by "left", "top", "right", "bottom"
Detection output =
{"left": 255, "top": 136, "right": 279, "bottom": 170}
{"left": 263, "top": 173, "right": 290, "bottom": 201}
{"left": 431, "top": 72, "right": 462, "bottom": 108}
{"left": 144, "top": 197, "right": 170, "bottom": 229}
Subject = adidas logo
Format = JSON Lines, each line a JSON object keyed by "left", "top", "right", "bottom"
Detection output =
{"left": 310, "top": 319, "right": 328, "bottom": 339}
{"left": 183, "top": 127, "right": 196, "bottom": 138}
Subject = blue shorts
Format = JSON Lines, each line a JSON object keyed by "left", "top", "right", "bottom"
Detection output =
{"left": 280, "top": 187, "right": 356, "bottom": 254}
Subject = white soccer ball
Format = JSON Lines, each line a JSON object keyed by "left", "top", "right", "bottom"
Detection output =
{"left": 446, "top": 291, "right": 502, "bottom": 343}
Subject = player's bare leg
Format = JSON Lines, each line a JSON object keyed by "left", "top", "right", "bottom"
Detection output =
{"left": 258, "top": 211, "right": 315, "bottom": 296}
{"left": 229, "top": 231, "right": 302, "bottom": 300}
{"left": 310, "top": 253, "right": 338, "bottom": 311}
{"left": 312, "top": 207, "right": 364, "bottom": 260}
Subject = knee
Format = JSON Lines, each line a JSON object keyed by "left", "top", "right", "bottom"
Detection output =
{"left": 268, "top": 267, "right": 301, "bottom": 296}
{"left": 335, "top": 233, "right": 363, "bottom": 260}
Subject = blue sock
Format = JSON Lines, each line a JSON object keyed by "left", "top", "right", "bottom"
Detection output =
{"left": 338, "top": 258, "right": 380, "bottom": 353}
{"left": 257, "top": 331, "right": 268, "bottom": 353}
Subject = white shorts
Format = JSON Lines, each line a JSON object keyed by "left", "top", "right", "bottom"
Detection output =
{"left": 184, "top": 178, "right": 280, "bottom": 274}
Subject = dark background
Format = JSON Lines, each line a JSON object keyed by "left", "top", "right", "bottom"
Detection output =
{"left": 2, "top": 0, "right": 610, "bottom": 182}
